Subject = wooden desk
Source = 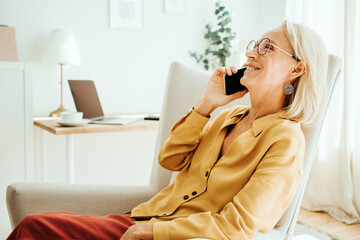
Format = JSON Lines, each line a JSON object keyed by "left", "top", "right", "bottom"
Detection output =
{"left": 34, "top": 118, "right": 159, "bottom": 183}
{"left": 34, "top": 118, "right": 158, "bottom": 135}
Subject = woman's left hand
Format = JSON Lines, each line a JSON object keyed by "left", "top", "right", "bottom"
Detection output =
{"left": 120, "top": 223, "right": 154, "bottom": 240}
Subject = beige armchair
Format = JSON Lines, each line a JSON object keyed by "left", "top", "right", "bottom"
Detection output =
{"left": 7, "top": 55, "right": 342, "bottom": 239}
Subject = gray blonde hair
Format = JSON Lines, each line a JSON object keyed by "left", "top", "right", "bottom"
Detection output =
{"left": 280, "top": 20, "right": 328, "bottom": 127}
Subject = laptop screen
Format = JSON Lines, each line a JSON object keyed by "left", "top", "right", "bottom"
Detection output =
{"left": 68, "top": 80, "right": 104, "bottom": 119}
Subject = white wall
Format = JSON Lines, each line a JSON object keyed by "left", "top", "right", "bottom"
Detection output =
{"left": 0, "top": 0, "right": 286, "bottom": 237}
{"left": 0, "top": 0, "right": 260, "bottom": 116}
{"left": 257, "top": 0, "right": 287, "bottom": 35}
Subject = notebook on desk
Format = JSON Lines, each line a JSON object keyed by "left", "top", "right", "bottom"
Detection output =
{"left": 68, "top": 80, "right": 142, "bottom": 125}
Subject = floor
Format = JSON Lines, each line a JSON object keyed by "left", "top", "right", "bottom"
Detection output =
{"left": 296, "top": 208, "right": 360, "bottom": 240}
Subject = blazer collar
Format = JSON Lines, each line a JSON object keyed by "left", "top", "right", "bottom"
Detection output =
{"left": 251, "top": 110, "right": 287, "bottom": 136}
{"left": 221, "top": 106, "right": 287, "bottom": 137}
{"left": 220, "top": 106, "right": 250, "bottom": 129}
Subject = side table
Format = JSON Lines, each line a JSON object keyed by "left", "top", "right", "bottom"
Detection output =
{"left": 33, "top": 117, "right": 158, "bottom": 183}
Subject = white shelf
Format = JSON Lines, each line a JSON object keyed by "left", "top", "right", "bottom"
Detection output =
{"left": 0, "top": 61, "right": 33, "bottom": 236}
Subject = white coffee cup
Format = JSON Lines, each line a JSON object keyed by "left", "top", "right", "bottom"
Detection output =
{"left": 61, "top": 112, "right": 83, "bottom": 123}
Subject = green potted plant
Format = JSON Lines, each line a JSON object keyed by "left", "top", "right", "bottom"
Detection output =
{"left": 189, "top": 0, "right": 237, "bottom": 70}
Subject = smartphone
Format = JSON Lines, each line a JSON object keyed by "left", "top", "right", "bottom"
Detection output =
{"left": 224, "top": 67, "right": 247, "bottom": 95}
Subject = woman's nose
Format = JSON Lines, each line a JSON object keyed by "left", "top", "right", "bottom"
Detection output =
{"left": 245, "top": 48, "right": 257, "bottom": 59}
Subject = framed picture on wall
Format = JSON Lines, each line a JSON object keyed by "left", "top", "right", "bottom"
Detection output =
{"left": 164, "top": 0, "right": 187, "bottom": 14}
{"left": 109, "top": 0, "right": 143, "bottom": 29}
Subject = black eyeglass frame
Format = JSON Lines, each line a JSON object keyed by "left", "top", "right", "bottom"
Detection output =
{"left": 246, "top": 38, "right": 302, "bottom": 62}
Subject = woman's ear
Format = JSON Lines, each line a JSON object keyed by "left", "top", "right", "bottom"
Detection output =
{"left": 289, "top": 61, "right": 307, "bottom": 81}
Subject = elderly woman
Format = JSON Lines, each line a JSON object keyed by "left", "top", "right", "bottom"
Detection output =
{"left": 7, "top": 20, "right": 327, "bottom": 240}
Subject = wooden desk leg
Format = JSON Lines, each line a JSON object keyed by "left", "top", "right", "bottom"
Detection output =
{"left": 39, "top": 128, "right": 48, "bottom": 182}
{"left": 66, "top": 134, "right": 75, "bottom": 183}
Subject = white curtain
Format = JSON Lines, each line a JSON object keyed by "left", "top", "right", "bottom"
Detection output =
{"left": 286, "top": 0, "right": 360, "bottom": 224}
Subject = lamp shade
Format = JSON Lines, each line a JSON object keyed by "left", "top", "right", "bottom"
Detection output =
{"left": 43, "top": 29, "right": 81, "bottom": 65}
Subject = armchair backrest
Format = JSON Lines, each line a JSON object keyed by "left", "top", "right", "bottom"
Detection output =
{"left": 277, "top": 54, "right": 342, "bottom": 238}
{"left": 149, "top": 55, "right": 342, "bottom": 238}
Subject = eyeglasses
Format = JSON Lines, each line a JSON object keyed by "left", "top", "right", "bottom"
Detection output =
{"left": 246, "top": 38, "right": 302, "bottom": 61}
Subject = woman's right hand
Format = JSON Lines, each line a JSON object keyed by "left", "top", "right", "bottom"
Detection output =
{"left": 194, "top": 66, "right": 249, "bottom": 117}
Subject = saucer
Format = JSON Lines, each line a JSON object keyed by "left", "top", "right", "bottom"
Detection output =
{"left": 56, "top": 119, "right": 90, "bottom": 127}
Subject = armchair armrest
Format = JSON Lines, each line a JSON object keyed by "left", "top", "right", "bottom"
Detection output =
{"left": 6, "top": 182, "right": 156, "bottom": 229}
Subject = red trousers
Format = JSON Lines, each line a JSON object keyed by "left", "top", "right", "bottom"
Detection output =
{"left": 7, "top": 211, "right": 135, "bottom": 240}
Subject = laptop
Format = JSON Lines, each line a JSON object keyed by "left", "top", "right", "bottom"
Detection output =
{"left": 68, "top": 80, "right": 142, "bottom": 125}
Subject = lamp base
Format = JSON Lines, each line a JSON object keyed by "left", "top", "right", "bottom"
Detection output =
{"left": 49, "top": 105, "right": 68, "bottom": 117}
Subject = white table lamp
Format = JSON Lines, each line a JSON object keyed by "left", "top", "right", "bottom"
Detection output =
{"left": 44, "top": 29, "right": 81, "bottom": 117}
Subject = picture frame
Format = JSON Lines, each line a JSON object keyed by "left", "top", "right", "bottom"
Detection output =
{"left": 164, "top": 0, "right": 187, "bottom": 14}
{"left": 109, "top": 0, "right": 143, "bottom": 29}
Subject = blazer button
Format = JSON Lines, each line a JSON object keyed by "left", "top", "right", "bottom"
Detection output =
{"left": 192, "top": 191, "right": 197, "bottom": 196}
{"left": 183, "top": 195, "right": 189, "bottom": 200}
{"left": 205, "top": 171, "right": 209, "bottom": 177}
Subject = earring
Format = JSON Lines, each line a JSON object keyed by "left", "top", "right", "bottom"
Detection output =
{"left": 284, "top": 82, "right": 294, "bottom": 95}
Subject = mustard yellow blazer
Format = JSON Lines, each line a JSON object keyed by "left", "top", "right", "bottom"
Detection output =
{"left": 131, "top": 105, "right": 305, "bottom": 240}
